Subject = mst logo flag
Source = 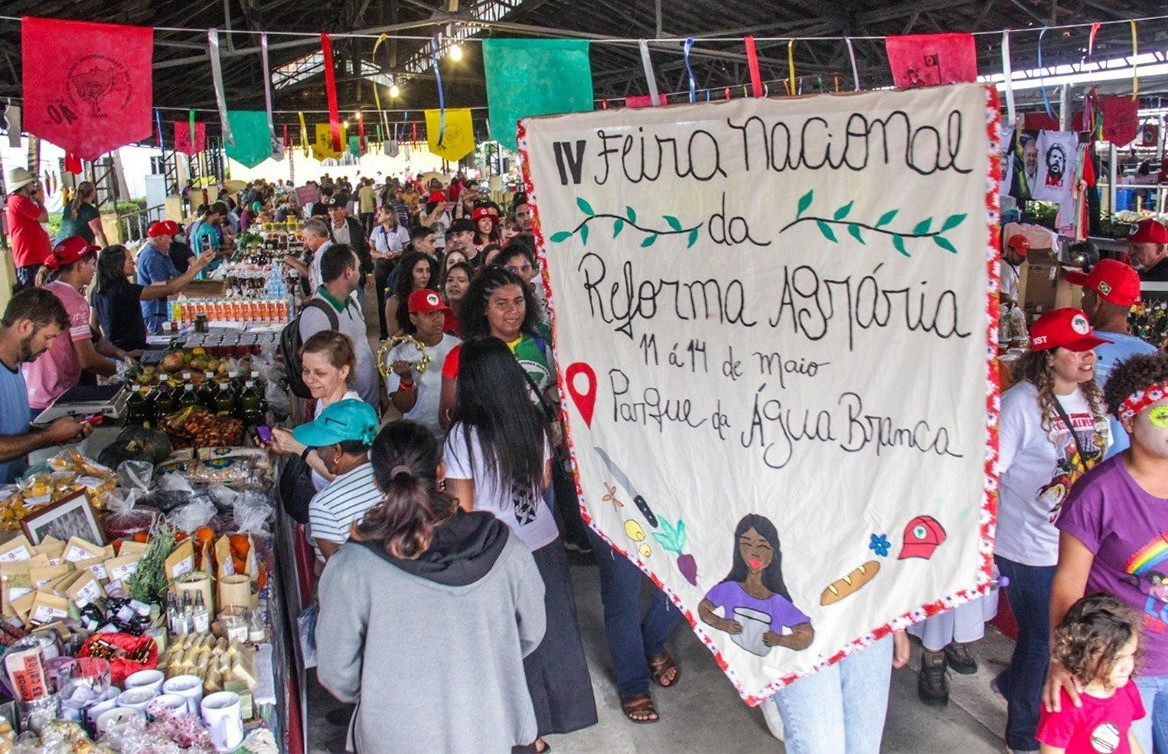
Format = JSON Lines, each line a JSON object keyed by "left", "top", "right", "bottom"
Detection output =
{"left": 22, "top": 17, "right": 153, "bottom": 160}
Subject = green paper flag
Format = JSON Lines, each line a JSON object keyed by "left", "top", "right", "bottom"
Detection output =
{"left": 348, "top": 135, "right": 364, "bottom": 157}
{"left": 224, "top": 111, "right": 272, "bottom": 168}
{"left": 482, "top": 39, "right": 593, "bottom": 151}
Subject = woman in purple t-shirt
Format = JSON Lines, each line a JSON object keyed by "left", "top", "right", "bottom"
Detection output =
{"left": 698, "top": 514, "right": 814, "bottom": 654}
{"left": 1048, "top": 353, "right": 1168, "bottom": 754}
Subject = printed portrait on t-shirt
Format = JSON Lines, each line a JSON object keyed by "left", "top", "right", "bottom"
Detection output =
{"left": 699, "top": 514, "right": 813, "bottom": 657}
{"left": 1038, "top": 411, "right": 1106, "bottom": 524}
{"left": 1121, "top": 533, "right": 1168, "bottom": 633}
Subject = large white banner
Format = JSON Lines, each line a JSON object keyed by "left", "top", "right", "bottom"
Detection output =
{"left": 522, "top": 84, "right": 1000, "bottom": 703}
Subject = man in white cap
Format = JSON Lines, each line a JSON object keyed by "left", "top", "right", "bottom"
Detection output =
{"left": 4, "top": 168, "right": 51, "bottom": 291}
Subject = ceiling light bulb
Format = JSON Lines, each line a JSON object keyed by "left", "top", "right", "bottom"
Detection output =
{"left": 389, "top": 83, "right": 400, "bottom": 98}
{"left": 449, "top": 44, "right": 463, "bottom": 62}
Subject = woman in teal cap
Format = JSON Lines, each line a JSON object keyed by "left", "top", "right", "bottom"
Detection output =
{"left": 292, "top": 398, "right": 380, "bottom": 561}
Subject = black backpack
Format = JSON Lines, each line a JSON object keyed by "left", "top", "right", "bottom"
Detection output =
{"left": 279, "top": 299, "right": 340, "bottom": 399}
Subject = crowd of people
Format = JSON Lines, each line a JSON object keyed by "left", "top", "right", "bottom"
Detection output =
{"left": 6, "top": 158, "right": 1168, "bottom": 752}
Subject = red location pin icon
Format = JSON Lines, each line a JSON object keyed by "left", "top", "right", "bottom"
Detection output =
{"left": 565, "top": 362, "right": 598, "bottom": 428}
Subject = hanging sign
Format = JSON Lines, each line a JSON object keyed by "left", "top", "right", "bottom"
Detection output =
{"left": 1100, "top": 96, "right": 1139, "bottom": 146}
{"left": 522, "top": 84, "right": 998, "bottom": 703}
{"left": 313, "top": 123, "right": 345, "bottom": 160}
{"left": 21, "top": 17, "right": 153, "bottom": 160}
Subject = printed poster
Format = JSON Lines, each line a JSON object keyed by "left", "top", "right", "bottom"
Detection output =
{"left": 521, "top": 84, "right": 999, "bottom": 703}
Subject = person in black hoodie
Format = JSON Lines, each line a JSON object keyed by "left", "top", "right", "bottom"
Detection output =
{"left": 316, "top": 420, "right": 546, "bottom": 754}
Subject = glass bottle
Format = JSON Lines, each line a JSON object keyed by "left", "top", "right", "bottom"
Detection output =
{"left": 198, "top": 371, "right": 218, "bottom": 412}
{"left": 178, "top": 372, "right": 199, "bottom": 408}
{"left": 125, "top": 385, "right": 148, "bottom": 426}
{"left": 240, "top": 380, "right": 263, "bottom": 427}
{"left": 214, "top": 378, "right": 236, "bottom": 416}
{"left": 152, "top": 374, "right": 176, "bottom": 418}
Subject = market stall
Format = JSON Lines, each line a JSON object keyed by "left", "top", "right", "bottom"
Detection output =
{"left": 0, "top": 311, "right": 304, "bottom": 752}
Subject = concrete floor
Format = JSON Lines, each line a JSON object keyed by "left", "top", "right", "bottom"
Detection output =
{"left": 307, "top": 555, "right": 1011, "bottom": 753}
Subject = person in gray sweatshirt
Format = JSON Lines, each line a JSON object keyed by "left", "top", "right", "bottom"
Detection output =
{"left": 317, "top": 419, "right": 546, "bottom": 753}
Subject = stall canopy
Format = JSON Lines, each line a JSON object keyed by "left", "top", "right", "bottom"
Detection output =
{"left": 0, "top": 0, "right": 1166, "bottom": 144}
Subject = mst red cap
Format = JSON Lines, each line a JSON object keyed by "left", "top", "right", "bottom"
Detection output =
{"left": 471, "top": 205, "right": 499, "bottom": 221}
{"left": 147, "top": 221, "right": 173, "bottom": 238}
{"left": 407, "top": 289, "right": 450, "bottom": 314}
{"left": 1028, "top": 307, "right": 1112, "bottom": 352}
{"left": 1064, "top": 259, "right": 1142, "bottom": 307}
{"left": 1125, "top": 218, "right": 1168, "bottom": 245}
{"left": 44, "top": 236, "right": 98, "bottom": 270}
{"left": 1006, "top": 235, "right": 1030, "bottom": 258}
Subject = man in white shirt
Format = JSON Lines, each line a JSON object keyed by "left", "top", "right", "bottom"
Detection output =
{"left": 283, "top": 218, "right": 331, "bottom": 294}
{"left": 386, "top": 289, "right": 461, "bottom": 440}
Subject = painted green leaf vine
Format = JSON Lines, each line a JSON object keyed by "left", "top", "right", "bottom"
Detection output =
{"left": 781, "top": 189, "right": 966, "bottom": 258}
{"left": 548, "top": 198, "right": 701, "bottom": 249}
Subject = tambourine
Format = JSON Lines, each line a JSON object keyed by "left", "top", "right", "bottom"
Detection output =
{"left": 377, "top": 334, "right": 431, "bottom": 378}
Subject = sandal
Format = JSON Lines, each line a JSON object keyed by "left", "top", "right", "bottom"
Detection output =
{"left": 621, "top": 692, "right": 659, "bottom": 724}
{"left": 647, "top": 651, "right": 680, "bottom": 688}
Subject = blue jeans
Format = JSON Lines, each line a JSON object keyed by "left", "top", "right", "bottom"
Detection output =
{"left": 770, "top": 636, "right": 893, "bottom": 754}
{"left": 995, "top": 556, "right": 1055, "bottom": 752}
{"left": 1134, "top": 674, "right": 1168, "bottom": 753}
{"left": 585, "top": 527, "right": 682, "bottom": 698}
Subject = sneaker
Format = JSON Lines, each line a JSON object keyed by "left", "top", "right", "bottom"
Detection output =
{"left": 759, "top": 696, "right": 785, "bottom": 741}
{"left": 917, "top": 650, "right": 949, "bottom": 707}
{"left": 945, "top": 642, "right": 978, "bottom": 675}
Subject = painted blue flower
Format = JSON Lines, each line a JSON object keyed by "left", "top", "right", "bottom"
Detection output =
{"left": 869, "top": 534, "right": 891, "bottom": 558}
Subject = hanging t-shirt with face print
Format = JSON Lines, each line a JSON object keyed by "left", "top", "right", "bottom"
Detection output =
{"left": 996, "top": 381, "right": 1110, "bottom": 567}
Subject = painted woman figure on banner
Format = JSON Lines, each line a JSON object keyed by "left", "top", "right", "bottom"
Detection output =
{"left": 699, "top": 514, "right": 814, "bottom": 656}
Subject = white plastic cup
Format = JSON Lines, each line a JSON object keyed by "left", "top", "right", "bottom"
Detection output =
{"left": 123, "top": 669, "right": 165, "bottom": 695}
{"left": 162, "top": 674, "right": 204, "bottom": 715}
{"left": 116, "top": 687, "right": 158, "bottom": 711}
{"left": 201, "top": 691, "right": 244, "bottom": 750}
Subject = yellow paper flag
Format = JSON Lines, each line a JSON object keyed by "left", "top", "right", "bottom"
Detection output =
{"left": 424, "top": 108, "right": 475, "bottom": 162}
{"left": 313, "top": 123, "right": 345, "bottom": 160}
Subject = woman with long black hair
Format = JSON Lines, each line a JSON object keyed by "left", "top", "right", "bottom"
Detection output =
{"left": 383, "top": 251, "right": 438, "bottom": 338}
{"left": 443, "top": 337, "right": 597, "bottom": 751}
{"left": 317, "top": 419, "right": 546, "bottom": 753}
{"left": 90, "top": 244, "right": 213, "bottom": 352}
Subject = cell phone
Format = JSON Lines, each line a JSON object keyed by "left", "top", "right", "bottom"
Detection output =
{"left": 256, "top": 426, "right": 273, "bottom": 444}
{"left": 82, "top": 414, "right": 104, "bottom": 426}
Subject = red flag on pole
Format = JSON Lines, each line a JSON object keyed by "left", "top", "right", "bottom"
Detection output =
{"left": 22, "top": 17, "right": 153, "bottom": 160}
{"left": 173, "top": 121, "right": 206, "bottom": 155}
{"left": 321, "top": 34, "right": 342, "bottom": 151}
{"left": 885, "top": 33, "right": 978, "bottom": 88}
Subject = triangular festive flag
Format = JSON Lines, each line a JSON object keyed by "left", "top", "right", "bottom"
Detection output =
{"left": 173, "top": 121, "right": 206, "bottom": 155}
{"left": 424, "top": 108, "right": 475, "bottom": 161}
{"left": 885, "top": 33, "right": 977, "bottom": 88}
{"left": 482, "top": 39, "right": 593, "bottom": 151}
{"left": 22, "top": 17, "right": 154, "bottom": 160}
{"left": 347, "top": 135, "right": 364, "bottom": 157}
{"left": 224, "top": 111, "right": 272, "bottom": 168}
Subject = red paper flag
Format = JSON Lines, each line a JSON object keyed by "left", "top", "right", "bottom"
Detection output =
{"left": 885, "top": 33, "right": 977, "bottom": 89}
{"left": 64, "top": 153, "right": 82, "bottom": 175}
{"left": 173, "top": 121, "right": 206, "bottom": 155}
{"left": 1100, "top": 96, "right": 1139, "bottom": 146}
{"left": 22, "top": 17, "right": 153, "bottom": 160}
{"left": 625, "top": 94, "right": 668, "bottom": 109}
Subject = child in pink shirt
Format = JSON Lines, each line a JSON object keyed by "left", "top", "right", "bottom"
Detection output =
{"left": 1038, "top": 593, "right": 1145, "bottom": 754}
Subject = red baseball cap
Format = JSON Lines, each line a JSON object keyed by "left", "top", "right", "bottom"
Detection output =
{"left": 407, "top": 289, "right": 450, "bottom": 314}
{"left": 147, "top": 221, "right": 173, "bottom": 238}
{"left": 471, "top": 205, "right": 499, "bottom": 222}
{"left": 1028, "top": 307, "right": 1112, "bottom": 352}
{"left": 161, "top": 220, "right": 181, "bottom": 236}
{"left": 1005, "top": 235, "right": 1030, "bottom": 258}
{"left": 44, "top": 236, "right": 98, "bottom": 270}
{"left": 1065, "top": 258, "right": 1142, "bottom": 307}
{"left": 1125, "top": 218, "right": 1168, "bottom": 245}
